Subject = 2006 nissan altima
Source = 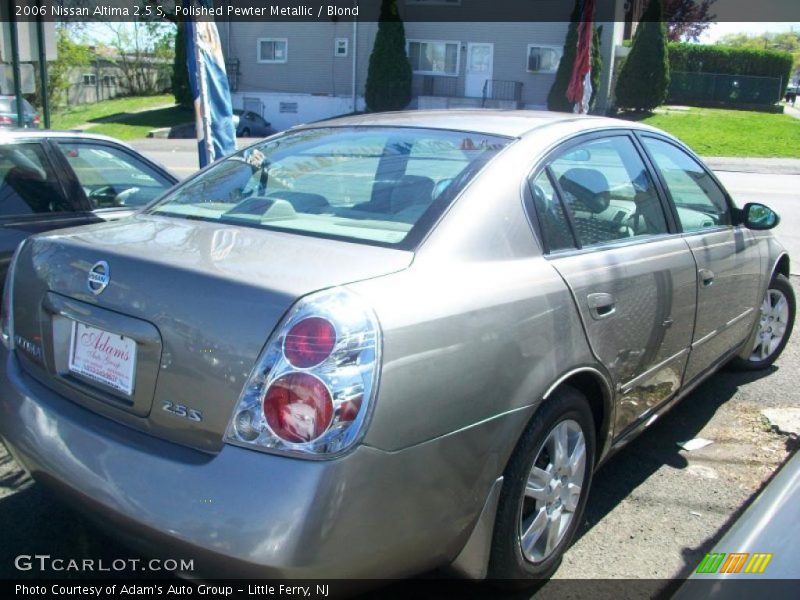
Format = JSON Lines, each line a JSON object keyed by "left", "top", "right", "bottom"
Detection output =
{"left": 0, "top": 111, "right": 794, "bottom": 581}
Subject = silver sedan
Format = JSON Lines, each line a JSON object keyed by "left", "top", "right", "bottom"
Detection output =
{"left": 0, "top": 111, "right": 794, "bottom": 582}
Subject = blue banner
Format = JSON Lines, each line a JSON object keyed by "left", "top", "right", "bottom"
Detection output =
{"left": 185, "top": 1, "right": 237, "bottom": 168}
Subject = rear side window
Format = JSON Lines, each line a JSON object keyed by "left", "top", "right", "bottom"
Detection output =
{"left": 528, "top": 171, "right": 575, "bottom": 252}
{"left": 542, "top": 136, "right": 668, "bottom": 249}
{"left": 55, "top": 141, "right": 173, "bottom": 209}
{"left": 149, "top": 127, "right": 511, "bottom": 246}
{"left": 0, "top": 143, "right": 71, "bottom": 216}
{"left": 641, "top": 137, "right": 730, "bottom": 232}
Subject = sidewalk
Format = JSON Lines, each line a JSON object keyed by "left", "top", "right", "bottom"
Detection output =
{"left": 704, "top": 157, "right": 800, "bottom": 176}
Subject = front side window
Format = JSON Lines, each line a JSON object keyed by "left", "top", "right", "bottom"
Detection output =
{"left": 642, "top": 137, "right": 730, "bottom": 232}
{"left": 547, "top": 136, "right": 668, "bottom": 248}
{"left": 55, "top": 141, "right": 173, "bottom": 209}
{"left": 258, "top": 38, "right": 288, "bottom": 63}
{"left": 0, "top": 143, "right": 71, "bottom": 216}
{"left": 408, "top": 40, "right": 460, "bottom": 76}
{"left": 148, "top": 127, "right": 511, "bottom": 246}
{"left": 527, "top": 45, "right": 562, "bottom": 73}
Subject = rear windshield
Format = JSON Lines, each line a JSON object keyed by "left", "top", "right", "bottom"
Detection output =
{"left": 0, "top": 98, "right": 35, "bottom": 113}
{"left": 148, "top": 127, "right": 511, "bottom": 246}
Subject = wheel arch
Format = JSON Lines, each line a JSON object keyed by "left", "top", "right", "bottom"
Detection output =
{"left": 773, "top": 253, "right": 790, "bottom": 279}
{"left": 542, "top": 366, "right": 615, "bottom": 466}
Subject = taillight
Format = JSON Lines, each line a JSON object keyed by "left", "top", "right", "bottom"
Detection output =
{"left": 263, "top": 372, "right": 333, "bottom": 442}
{"left": 32, "top": 115, "right": 40, "bottom": 126}
{"left": 0, "top": 116, "right": 12, "bottom": 125}
{"left": 283, "top": 317, "right": 336, "bottom": 368}
{"left": 1, "top": 242, "right": 24, "bottom": 350}
{"left": 225, "top": 287, "right": 381, "bottom": 458}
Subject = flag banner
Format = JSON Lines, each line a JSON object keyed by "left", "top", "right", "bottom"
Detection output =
{"left": 186, "top": 1, "right": 237, "bottom": 168}
{"left": 567, "top": 0, "right": 596, "bottom": 114}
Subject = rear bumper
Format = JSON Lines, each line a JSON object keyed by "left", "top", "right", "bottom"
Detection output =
{"left": 0, "top": 348, "right": 521, "bottom": 579}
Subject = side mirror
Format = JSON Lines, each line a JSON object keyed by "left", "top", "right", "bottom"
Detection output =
{"left": 743, "top": 203, "right": 780, "bottom": 230}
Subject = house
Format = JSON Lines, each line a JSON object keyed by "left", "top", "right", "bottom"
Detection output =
{"left": 217, "top": 0, "right": 628, "bottom": 130}
{"left": 64, "top": 50, "right": 171, "bottom": 107}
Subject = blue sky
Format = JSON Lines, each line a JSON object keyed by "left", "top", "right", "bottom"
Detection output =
{"left": 700, "top": 22, "right": 800, "bottom": 42}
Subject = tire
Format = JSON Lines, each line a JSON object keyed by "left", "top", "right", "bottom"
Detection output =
{"left": 729, "top": 273, "right": 795, "bottom": 371}
{"left": 488, "top": 385, "right": 596, "bottom": 584}
{"left": 241, "top": 128, "right": 250, "bottom": 137}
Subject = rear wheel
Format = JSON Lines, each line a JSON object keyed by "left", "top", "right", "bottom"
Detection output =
{"left": 240, "top": 128, "right": 250, "bottom": 137}
{"left": 730, "top": 274, "right": 795, "bottom": 371}
{"left": 488, "top": 385, "right": 595, "bottom": 583}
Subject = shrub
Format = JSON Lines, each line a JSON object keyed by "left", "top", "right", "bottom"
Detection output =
{"left": 365, "top": 0, "right": 412, "bottom": 112}
{"left": 668, "top": 43, "right": 793, "bottom": 89}
{"left": 614, "top": 0, "right": 670, "bottom": 112}
{"left": 547, "top": 0, "right": 581, "bottom": 112}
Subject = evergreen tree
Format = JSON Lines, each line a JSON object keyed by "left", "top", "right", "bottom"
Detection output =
{"left": 547, "top": 0, "right": 582, "bottom": 112}
{"left": 173, "top": 21, "right": 192, "bottom": 109}
{"left": 365, "top": 0, "right": 412, "bottom": 112}
{"left": 589, "top": 25, "right": 603, "bottom": 112}
{"left": 614, "top": 0, "right": 671, "bottom": 112}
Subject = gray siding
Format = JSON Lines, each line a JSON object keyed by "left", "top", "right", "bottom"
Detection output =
{"left": 218, "top": 0, "right": 624, "bottom": 110}
{"left": 220, "top": 22, "right": 363, "bottom": 96}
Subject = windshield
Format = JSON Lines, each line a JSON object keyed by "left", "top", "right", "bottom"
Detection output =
{"left": 148, "top": 127, "right": 511, "bottom": 246}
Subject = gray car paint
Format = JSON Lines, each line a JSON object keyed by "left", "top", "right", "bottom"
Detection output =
{"left": 0, "top": 110, "right": 791, "bottom": 579}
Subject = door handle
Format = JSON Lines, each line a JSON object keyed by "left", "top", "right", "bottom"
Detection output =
{"left": 587, "top": 293, "right": 616, "bottom": 320}
{"left": 698, "top": 268, "right": 715, "bottom": 287}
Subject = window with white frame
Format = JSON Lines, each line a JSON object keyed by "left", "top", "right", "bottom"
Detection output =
{"left": 335, "top": 38, "right": 349, "bottom": 57}
{"left": 526, "top": 45, "right": 562, "bottom": 73}
{"left": 407, "top": 40, "right": 460, "bottom": 76}
{"left": 258, "top": 38, "right": 288, "bottom": 63}
{"left": 83, "top": 74, "right": 96, "bottom": 86}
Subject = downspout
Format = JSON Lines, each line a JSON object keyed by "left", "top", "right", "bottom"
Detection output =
{"left": 351, "top": 1, "right": 358, "bottom": 112}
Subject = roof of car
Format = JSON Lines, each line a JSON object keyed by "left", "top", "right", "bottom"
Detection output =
{"left": 295, "top": 109, "right": 648, "bottom": 138}
{"left": 0, "top": 128, "right": 136, "bottom": 146}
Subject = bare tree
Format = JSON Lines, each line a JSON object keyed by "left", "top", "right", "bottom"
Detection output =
{"left": 103, "top": 22, "right": 175, "bottom": 96}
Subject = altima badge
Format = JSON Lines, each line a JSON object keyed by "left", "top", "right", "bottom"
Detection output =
{"left": 87, "top": 261, "right": 110, "bottom": 295}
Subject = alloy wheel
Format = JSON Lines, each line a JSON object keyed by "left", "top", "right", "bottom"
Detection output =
{"left": 750, "top": 288, "right": 790, "bottom": 362}
{"left": 518, "top": 419, "right": 586, "bottom": 563}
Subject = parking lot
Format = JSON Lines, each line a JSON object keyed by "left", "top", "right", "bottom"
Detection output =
{"left": 0, "top": 146, "right": 798, "bottom": 591}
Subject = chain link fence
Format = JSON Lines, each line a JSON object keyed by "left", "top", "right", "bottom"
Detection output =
{"left": 668, "top": 71, "right": 783, "bottom": 107}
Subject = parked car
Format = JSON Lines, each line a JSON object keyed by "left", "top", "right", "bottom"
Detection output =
{"left": 0, "top": 130, "right": 177, "bottom": 283}
{"left": 676, "top": 449, "right": 800, "bottom": 596}
{"left": 233, "top": 108, "right": 273, "bottom": 137}
{"left": 0, "top": 96, "right": 40, "bottom": 129}
{"left": 0, "top": 111, "right": 794, "bottom": 582}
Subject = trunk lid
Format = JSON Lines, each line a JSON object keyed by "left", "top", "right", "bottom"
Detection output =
{"left": 12, "top": 215, "right": 412, "bottom": 452}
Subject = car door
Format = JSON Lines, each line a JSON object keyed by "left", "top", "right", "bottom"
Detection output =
{"left": 529, "top": 132, "right": 698, "bottom": 436}
{"left": 0, "top": 139, "right": 97, "bottom": 282}
{"left": 639, "top": 135, "right": 763, "bottom": 386}
{"left": 50, "top": 138, "right": 176, "bottom": 221}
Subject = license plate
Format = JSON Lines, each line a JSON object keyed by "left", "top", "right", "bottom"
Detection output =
{"left": 68, "top": 321, "right": 137, "bottom": 396}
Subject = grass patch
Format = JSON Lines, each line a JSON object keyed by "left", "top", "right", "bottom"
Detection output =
{"left": 51, "top": 94, "right": 176, "bottom": 131}
{"left": 624, "top": 107, "right": 800, "bottom": 157}
{"left": 87, "top": 106, "right": 192, "bottom": 140}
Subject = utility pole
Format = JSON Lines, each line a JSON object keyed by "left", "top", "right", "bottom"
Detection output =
{"left": 9, "top": 10, "right": 25, "bottom": 127}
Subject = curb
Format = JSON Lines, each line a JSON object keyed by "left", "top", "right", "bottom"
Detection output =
{"left": 703, "top": 157, "right": 800, "bottom": 176}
